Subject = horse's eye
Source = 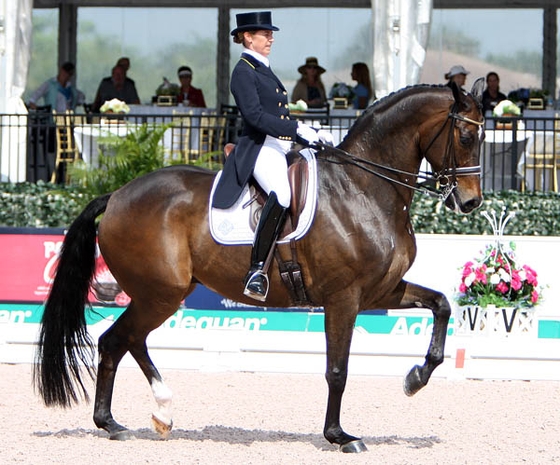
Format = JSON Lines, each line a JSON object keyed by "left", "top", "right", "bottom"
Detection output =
{"left": 459, "top": 131, "right": 474, "bottom": 147}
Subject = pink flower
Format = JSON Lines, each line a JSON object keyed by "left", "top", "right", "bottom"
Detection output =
{"left": 459, "top": 282, "right": 467, "bottom": 293}
{"left": 531, "top": 290, "right": 539, "bottom": 304}
{"left": 496, "top": 281, "right": 509, "bottom": 294}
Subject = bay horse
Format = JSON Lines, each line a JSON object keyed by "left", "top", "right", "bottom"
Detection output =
{"left": 34, "top": 80, "right": 484, "bottom": 453}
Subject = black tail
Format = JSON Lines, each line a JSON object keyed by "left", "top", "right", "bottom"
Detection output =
{"left": 33, "top": 193, "right": 111, "bottom": 408}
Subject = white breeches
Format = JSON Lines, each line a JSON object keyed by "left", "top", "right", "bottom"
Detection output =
{"left": 252, "top": 135, "right": 291, "bottom": 208}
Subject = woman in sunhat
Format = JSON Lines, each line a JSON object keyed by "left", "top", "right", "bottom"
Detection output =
{"left": 291, "top": 57, "right": 328, "bottom": 108}
{"left": 211, "top": 11, "right": 333, "bottom": 302}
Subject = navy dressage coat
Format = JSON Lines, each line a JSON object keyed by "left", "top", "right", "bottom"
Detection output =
{"left": 212, "top": 53, "right": 299, "bottom": 209}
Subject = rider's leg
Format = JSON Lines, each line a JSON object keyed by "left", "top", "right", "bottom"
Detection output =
{"left": 244, "top": 138, "right": 291, "bottom": 301}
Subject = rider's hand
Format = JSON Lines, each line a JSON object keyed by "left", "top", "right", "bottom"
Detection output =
{"left": 317, "top": 129, "right": 334, "bottom": 146}
{"left": 297, "top": 122, "right": 319, "bottom": 145}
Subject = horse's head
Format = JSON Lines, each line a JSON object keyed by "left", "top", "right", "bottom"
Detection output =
{"left": 422, "top": 78, "right": 485, "bottom": 214}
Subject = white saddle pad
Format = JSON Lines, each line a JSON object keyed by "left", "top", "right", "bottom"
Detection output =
{"left": 209, "top": 148, "right": 318, "bottom": 245}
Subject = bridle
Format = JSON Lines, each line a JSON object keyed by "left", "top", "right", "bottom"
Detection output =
{"left": 315, "top": 104, "right": 484, "bottom": 201}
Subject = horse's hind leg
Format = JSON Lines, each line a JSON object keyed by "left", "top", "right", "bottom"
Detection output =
{"left": 393, "top": 281, "right": 451, "bottom": 397}
{"left": 128, "top": 342, "right": 173, "bottom": 438}
{"left": 93, "top": 300, "right": 178, "bottom": 440}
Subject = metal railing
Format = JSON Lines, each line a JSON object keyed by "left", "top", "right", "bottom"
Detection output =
{"left": 0, "top": 110, "right": 558, "bottom": 193}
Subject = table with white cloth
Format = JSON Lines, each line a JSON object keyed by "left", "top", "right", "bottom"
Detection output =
{"left": 74, "top": 121, "right": 139, "bottom": 167}
{"left": 482, "top": 128, "right": 531, "bottom": 190}
{"left": 74, "top": 108, "right": 214, "bottom": 167}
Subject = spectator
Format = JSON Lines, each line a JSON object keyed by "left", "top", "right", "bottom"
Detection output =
{"left": 92, "top": 64, "right": 140, "bottom": 112}
{"left": 116, "top": 57, "right": 136, "bottom": 83}
{"left": 176, "top": 66, "right": 206, "bottom": 107}
{"left": 444, "top": 65, "right": 469, "bottom": 90}
{"left": 28, "top": 61, "right": 85, "bottom": 112}
{"left": 482, "top": 71, "right": 507, "bottom": 114}
{"left": 291, "top": 57, "right": 327, "bottom": 108}
{"left": 351, "top": 62, "right": 374, "bottom": 109}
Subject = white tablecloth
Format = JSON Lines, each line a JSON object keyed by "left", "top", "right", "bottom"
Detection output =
{"left": 74, "top": 122, "right": 138, "bottom": 167}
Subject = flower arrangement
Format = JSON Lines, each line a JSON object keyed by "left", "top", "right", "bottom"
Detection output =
{"left": 100, "top": 98, "right": 130, "bottom": 114}
{"left": 329, "top": 82, "right": 355, "bottom": 103}
{"left": 492, "top": 99, "right": 521, "bottom": 117}
{"left": 288, "top": 99, "right": 308, "bottom": 113}
{"left": 455, "top": 210, "right": 542, "bottom": 309}
{"left": 156, "top": 77, "right": 180, "bottom": 96}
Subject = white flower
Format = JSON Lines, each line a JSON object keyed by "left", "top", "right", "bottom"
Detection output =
{"left": 464, "top": 273, "right": 475, "bottom": 287}
{"left": 100, "top": 98, "right": 130, "bottom": 114}
{"left": 489, "top": 273, "right": 501, "bottom": 285}
{"left": 493, "top": 99, "right": 521, "bottom": 117}
{"left": 498, "top": 268, "right": 511, "bottom": 282}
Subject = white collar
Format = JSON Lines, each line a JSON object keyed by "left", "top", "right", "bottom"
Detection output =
{"left": 242, "top": 48, "right": 270, "bottom": 68}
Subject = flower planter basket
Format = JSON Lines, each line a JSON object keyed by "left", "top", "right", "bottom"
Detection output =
{"left": 455, "top": 304, "right": 537, "bottom": 337}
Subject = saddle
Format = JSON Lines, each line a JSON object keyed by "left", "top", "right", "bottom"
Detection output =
{"left": 223, "top": 143, "right": 312, "bottom": 305}
{"left": 224, "top": 143, "right": 309, "bottom": 237}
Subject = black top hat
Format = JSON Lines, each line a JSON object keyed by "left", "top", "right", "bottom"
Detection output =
{"left": 231, "top": 11, "right": 279, "bottom": 36}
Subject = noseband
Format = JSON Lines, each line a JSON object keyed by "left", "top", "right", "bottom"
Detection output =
{"left": 316, "top": 104, "right": 484, "bottom": 201}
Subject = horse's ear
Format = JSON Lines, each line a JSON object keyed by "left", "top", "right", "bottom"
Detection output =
{"left": 450, "top": 81, "right": 462, "bottom": 106}
{"left": 470, "top": 77, "right": 485, "bottom": 105}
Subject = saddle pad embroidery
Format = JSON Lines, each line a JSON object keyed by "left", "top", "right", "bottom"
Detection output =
{"left": 209, "top": 148, "right": 318, "bottom": 245}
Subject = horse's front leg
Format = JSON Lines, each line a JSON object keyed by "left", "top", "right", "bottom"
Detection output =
{"left": 392, "top": 280, "right": 451, "bottom": 396}
{"left": 323, "top": 303, "right": 368, "bottom": 453}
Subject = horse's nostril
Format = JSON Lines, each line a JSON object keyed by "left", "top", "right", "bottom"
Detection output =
{"left": 463, "top": 197, "right": 482, "bottom": 213}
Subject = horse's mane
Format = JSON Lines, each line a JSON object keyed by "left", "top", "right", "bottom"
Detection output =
{"left": 346, "top": 84, "right": 451, "bottom": 138}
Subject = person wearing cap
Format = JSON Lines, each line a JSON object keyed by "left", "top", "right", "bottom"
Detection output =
{"left": 28, "top": 61, "right": 85, "bottom": 112}
{"left": 444, "top": 65, "right": 469, "bottom": 90}
{"left": 291, "top": 57, "right": 328, "bottom": 108}
{"left": 212, "top": 11, "right": 333, "bottom": 302}
{"left": 176, "top": 66, "right": 206, "bottom": 108}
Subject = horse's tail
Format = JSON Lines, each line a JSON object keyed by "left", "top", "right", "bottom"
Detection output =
{"left": 33, "top": 193, "right": 112, "bottom": 408}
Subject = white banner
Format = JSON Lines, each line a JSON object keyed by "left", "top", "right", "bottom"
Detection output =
{"left": 372, "top": 0, "right": 432, "bottom": 98}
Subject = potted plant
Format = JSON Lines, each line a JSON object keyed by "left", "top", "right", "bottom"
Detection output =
{"left": 329, "top": 82, "right": 355, "bottom": 109}
{"left": 454, "top": 209, "right": 542, "bottom": 336}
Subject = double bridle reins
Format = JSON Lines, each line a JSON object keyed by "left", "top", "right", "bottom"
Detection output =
{"left": 315, "top": 105, "right": 484, "bottom": 201}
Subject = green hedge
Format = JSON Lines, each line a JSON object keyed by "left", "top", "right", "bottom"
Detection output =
{"left": 1, "top": 182, "right": 559, "bottom": 235}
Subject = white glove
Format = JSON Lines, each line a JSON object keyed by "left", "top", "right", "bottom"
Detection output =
{"left": 297, "top": 122, "right": 319, "bottom": 145}
{"left": 317, "top": 129, "right": 334, "bottom": 146}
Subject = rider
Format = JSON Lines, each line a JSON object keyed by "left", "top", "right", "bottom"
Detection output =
{"left": 212, "top": 11, "right": 332, "bottom": 302}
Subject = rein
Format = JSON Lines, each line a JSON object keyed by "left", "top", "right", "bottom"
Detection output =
{"left": 315, "top": 107, "right": 484, "bottom": 201}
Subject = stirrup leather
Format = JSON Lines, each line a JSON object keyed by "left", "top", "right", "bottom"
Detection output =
{"left": 243, "top": 269, "right": 269, "bottom": 302}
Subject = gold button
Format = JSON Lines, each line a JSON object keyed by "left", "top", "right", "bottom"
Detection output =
{"left": 276, "top": 88, "right": 280, "bottom": 93}
{"left": 283, "top": 91, "right": 287, "bottom": 95}
{"left": 280, "top": 115, "right": 285, "bottom": 119}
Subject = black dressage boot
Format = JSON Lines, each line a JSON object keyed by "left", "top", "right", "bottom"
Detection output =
{"left": 243, "top": 191, "right": 288, "bottom": 302}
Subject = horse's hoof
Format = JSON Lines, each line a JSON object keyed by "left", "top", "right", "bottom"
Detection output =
{"left": 340, "top": 439, "right": 368, "bottom": 453}
{"left": 152, "top": 413, "right": 173, "bottom": 439}
{"left": 109, "top": 429, "right": 135, "bottom": 441}
{"left": 403, "top": 365, "right": 426, "bottom": 397}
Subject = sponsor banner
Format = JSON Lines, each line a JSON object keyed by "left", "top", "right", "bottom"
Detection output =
{"left": 0, "top": 229, "right": 387, "bottom": 313}
{"left": 2, "top": 302, "right": 560, "bottom": 338}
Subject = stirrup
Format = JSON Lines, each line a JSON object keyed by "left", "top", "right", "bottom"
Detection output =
{"left": 243, "top": 269, "right": 269, "bottom": 302}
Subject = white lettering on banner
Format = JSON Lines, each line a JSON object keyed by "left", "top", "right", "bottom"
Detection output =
{"left": 43, "top": 241, "right": 63, "bottom": 283}
{"left": 162, "top": 310, "right": 267, "bottom": 331}
{"left": 43, "top": 241, "right": 62, "bottom": 259}
{"left": 390, "top": 317, "right": 434, "bottom": 336}
{"left": 220, "top": 298, "right": 258, "bottom": 309}
{"left": 0, "top": 310, "right": 33, "bottom": 324}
